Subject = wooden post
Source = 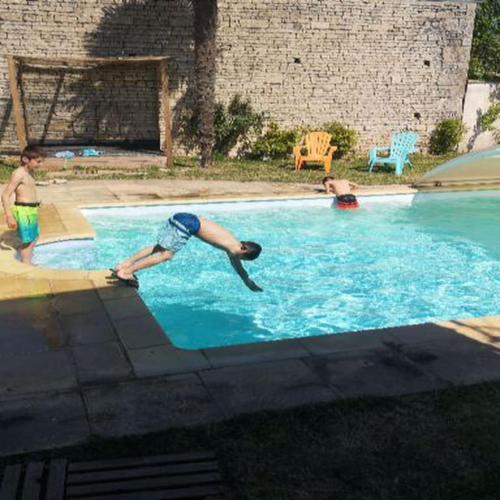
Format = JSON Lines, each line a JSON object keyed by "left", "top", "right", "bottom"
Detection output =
{"left": 6, "top": 56, "right": 28, "bottom": 151}
{"left": 159, "top": 59, "right": 173, "bottom": 168}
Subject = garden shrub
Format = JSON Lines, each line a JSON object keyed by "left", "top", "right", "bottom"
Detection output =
{"left": 480, "top": 103, "right": 500, "bottom": 130}
{"left": 179, "top": 95, "right": 265, "bottom": 157}
{"left": 480, "top": 102, "right": 500, "bottom": 143}
{"left": 248, "top": 122, "right": 306, "bottom": 160}
{"left": 322, "top": 121, "right": 358, "bottom": 157}
{"left": 214, "top": 95, "right": 265, "bottom": 156}
{"left": 429, "top": 119, "right": 467, "bottom": 155}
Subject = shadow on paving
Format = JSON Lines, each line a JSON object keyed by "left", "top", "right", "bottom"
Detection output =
{"left": 0, "top": 278, "right": 499, "bottom": 459}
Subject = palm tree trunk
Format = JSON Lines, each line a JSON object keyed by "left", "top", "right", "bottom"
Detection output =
{"left": 193, "top": 0, "right": 217, "bottom": 168}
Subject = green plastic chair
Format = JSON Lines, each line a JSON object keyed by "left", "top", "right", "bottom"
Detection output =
{"left": 369, "top": 132, "right": 419, "bottom": 176}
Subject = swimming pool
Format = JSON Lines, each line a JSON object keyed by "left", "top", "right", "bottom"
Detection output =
{"left": 35, "top": 192, "right": 500, "bottom": 349}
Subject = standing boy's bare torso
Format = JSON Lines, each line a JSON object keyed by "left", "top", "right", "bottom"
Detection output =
{"left": 12, "top": 167, "right": 38, "bottom": 203}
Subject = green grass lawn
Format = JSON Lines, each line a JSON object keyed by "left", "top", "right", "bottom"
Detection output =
{"left": 158, "top": 154, "right": 456, "bottom": 185}
{"left": 3, "top": 381, "right": 500, "bottom": 499}
{"left": 0, "top": 153, "right": 457, "bottom": 185}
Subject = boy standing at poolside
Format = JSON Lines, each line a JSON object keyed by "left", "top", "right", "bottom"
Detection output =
{"left": 112, "top": 212, "right": 263, "bottom": 292}
{"left": 1, "top": 146, "right": 45, "bottom": 265}
{"left": 322, "top": 175, "right": 360, "bottom": 209}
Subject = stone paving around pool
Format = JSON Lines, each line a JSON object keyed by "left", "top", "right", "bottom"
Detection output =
{"left": 0, "top": 180, "right": 499, "bottom": 457}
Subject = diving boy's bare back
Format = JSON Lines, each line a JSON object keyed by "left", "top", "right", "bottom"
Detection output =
{"left": 114, "top": 213, "right": 263, "bottom": 292}
{"left": 196, "top": 218, "right": 242, "bottom": 253}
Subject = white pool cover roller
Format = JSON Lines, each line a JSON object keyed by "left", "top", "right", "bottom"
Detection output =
{"left": 415, "top": 147, "right": 500, "bottom": 190}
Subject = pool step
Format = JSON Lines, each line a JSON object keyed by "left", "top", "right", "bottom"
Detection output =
{"left": 0, "top": 451, "right": 223, "bottom": 499}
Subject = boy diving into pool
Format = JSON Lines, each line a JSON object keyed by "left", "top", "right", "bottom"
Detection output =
{"left": 111, "top": 213, "right": 263, "bottom": 292}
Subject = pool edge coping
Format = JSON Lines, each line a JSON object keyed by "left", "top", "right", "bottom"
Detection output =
{"left": 1, "top": 187, "right": 500, "bottom": 456}
{"left": 1, "top": 188, "right": 498, "bottom": 356}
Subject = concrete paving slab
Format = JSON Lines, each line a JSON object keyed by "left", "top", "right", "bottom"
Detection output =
{"left": 103, "top": 295, "right": 151, "bottom": 321}
{"left": 303, "top": 348, "right": 449, "bottom": 399}
{"left": 0, "top": 392, "right": 89, "bottom": 457}
{"left": 59, "top": 310, "right": 117, "bottom": 345}
{"left": 52, "top": 290, "right": 104, "bottom": 316}
{"left": 94, "top": 280, "right": 138, "bottom": 300}
{"left": 112, "top": 314, "right": 168, "bottom": 349}
{"left": 0, "top": 296, "right": 53, "bottom": 318}
{"left": 438, "top": 317, "right": 500, "bottom": 348}
{"left": 401, "top": 338, "right": 500, "bottom": 386}
{"left": 0, "top": 351, "right": 78, "bottom": 397}
{"left": 83, "top": 375, "right": 224, "bottom": 437}
{"left": 198, "top": 359, "right": 338, "bottom": 417}
{"left": 0, "top": 318, "right": 54, "bottom": 356}
{"left": 50, "top": 278, "right": 96, "bottom": 294}
{"left": 127, "top": 345, "right": 211, "bottom": 377}
{"left": 17, "top": 278, "right": 52, "bottom": 298}
{"left": 0, "top": 298, "right": 65, "bottom": 351}
{"left": 300, "top": 328, "right": 399, "bottom": 356}
{"left": 73, "top": 341, "right": 133, "bottom": 384}
{"left": 202, "top": 339, "right": 310, "bottom": 368}
{"left": 386, "top": 323, "right": 461, "bottom": 345}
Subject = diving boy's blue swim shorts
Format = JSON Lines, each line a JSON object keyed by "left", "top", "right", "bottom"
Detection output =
{"left": 157, "top": 213, "right": 201, "bottom": 253}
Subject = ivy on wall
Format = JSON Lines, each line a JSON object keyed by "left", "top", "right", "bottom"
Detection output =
{"left": 468, "top": 0, "right": 500, "bottom": 81}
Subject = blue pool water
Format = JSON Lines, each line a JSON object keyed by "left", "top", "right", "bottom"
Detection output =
{"left": 35, "top": 192, "right": 500, "bottom": 349}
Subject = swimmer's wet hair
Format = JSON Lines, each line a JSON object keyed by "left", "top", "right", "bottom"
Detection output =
{"left": 242, "top": 241, "right": 262, "bottom": 260}
{"left": 322, "top": 175, "right": 335, "bottom": 184}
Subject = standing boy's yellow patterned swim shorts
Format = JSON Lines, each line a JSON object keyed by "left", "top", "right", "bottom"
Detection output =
{"left": 12, "top": 202, "right": 40, "bottom": 245}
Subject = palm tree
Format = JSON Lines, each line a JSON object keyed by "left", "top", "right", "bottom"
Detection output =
{"left": 86, "top": 0, "right": 218, "bottom": 168}
{"left": 192, "top": 0, "right": 218, "bottom": 168}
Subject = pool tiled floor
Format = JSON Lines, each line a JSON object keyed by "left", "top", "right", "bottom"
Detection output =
{"left": 0, "top": 179, "right": 498, "bottom": 456}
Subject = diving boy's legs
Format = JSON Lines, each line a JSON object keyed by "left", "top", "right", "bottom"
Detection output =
{"left": 117, "top": 246, "right": 157, "bottom": 271}
{"left": 116, "top": 246, "right": 173, "bottom": 280}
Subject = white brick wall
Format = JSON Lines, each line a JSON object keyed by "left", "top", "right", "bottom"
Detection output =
{"left": 0, "top": 0, "right": 476, "bottom": 153}
{"left": 215, "top": 0, "right": 476, "bottom": 150}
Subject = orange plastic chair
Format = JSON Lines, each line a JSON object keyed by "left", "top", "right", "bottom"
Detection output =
{"left": 293, "top": 131, "right": 337, "bottom": 174}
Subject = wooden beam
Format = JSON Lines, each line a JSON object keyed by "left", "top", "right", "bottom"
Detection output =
{"left": 159, "top": 59, "right": 174, "bottom": 168}
{"left": 6, "top": 56, "right": 28, "bottom": 151}
{"left": 17, "top": 55, "right": 169, "bottom": 68}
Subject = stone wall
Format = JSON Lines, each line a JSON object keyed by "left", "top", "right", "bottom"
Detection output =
{"left": 215, "top": 0, "right": 476, "bottom": 149}
{"left": 460, "top": 81, "right": 500, "bottom": 152}
{"left": 0, "top": 0, "right": 476, "bottom": 154}
{"left": 0, "top": 0, "right": 193, "bottom": 153}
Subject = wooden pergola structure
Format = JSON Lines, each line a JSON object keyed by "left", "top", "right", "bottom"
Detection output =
{"left": 6, "top": 55, "right": 174, "bottom": 167}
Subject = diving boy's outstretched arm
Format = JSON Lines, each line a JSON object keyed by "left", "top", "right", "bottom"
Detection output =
{"left": 229, "top": 255, "right": 263, "bottom": 292}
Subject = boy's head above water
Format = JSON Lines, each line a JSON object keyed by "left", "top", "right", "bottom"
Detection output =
{"left": 239, "top": 241, "right": 262, "bottom": 261}
{"left": 21, "top": 146, "right": 46, "bottom": 170}
{"left": 322, "top": 175, "right": 335, "bottom": 185}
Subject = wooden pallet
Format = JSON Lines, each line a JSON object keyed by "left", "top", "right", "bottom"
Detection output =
{"left": 0, "top": 451, "right": 223, "bottom": 500}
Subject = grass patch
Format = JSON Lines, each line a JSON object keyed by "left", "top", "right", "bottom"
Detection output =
{"left": 0, "top": 160, "right": 47, "bottom": 183}
{"left": 2, "top": 381, "right": 500, "bottom": 499}
{"left": 161, "top": 154, "right": 456, "bottom": 186}
{"left": 0, "top": 153, "right": 457, "bottom": 185}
